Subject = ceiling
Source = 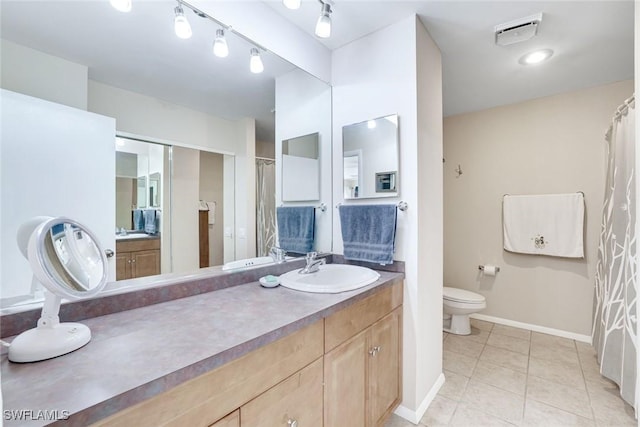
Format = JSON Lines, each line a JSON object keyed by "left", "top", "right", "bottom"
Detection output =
{"left": 0, "top": 1, "right": 297, "bottom": 142}
{"left": 1, "top": 0, "right": 634, "bottom": 135}
{"left": 266, "top": 0, "right": 634, "bottom": 116}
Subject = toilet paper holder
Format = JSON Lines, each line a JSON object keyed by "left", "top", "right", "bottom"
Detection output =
{"left": 478, "top": 265, "right": 500, "bottom": 272}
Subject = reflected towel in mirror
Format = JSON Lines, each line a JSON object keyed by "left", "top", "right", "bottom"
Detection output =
{"left": 143, "top": 209, "right": 157, "bottom": 234}
{"left": 133, "top": 209, "right": 144, "bottom": 231}
{"left": 339, "top": 204, "right": 397, "bottom": 265}
{"left": 276, "top": 206, "right": 315, "bottom": 254}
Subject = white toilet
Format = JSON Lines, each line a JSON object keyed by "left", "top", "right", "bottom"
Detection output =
{"left": 443, "top": 287, "right": 486, "bottom": 335}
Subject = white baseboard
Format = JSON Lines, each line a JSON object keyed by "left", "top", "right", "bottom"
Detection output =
{"left": 394, "top": 372, "right": 445, "bottom": 424}
{"left": 470, "top": 313, "right": 592, "bottom": 344}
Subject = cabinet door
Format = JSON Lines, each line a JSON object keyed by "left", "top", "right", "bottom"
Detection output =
{"left": 241, "top": 358, "right": 323, "bottom": 427}
{"left": 324, "top": 331, "right": 367, "bottom": 427}
{"left": 367, "top": 309, "right": 401, "bottom": 427}
{"left": 209, "top": 410, "right": 239, "bottom": 427}
{"left": 131, "top": 250, "right": 160, "bottom": 278}
{"left": 115, "top": 252, "right": 131, "bottom": 280}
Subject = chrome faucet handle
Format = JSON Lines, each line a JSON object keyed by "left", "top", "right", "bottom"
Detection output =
{"left": 305, "top": 251, "right": 318, "bottom": 262}
{"left": 269, "top": 246, "right": 287, "bottom": 263}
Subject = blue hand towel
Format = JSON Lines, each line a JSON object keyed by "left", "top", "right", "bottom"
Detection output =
{"left": 133, "top": 209, "right": 145, "bottom": 231}
{"left": 143, "top": 209, "right": 157, "bottom": 234}
{"left": 339, "top": 204, "right": 397, "bottom": 265}
{"left": 276, "top": 206, "right": 315, "bottom": 254}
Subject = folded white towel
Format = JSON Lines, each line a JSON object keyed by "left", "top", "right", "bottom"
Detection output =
{"left": 503, "top": 193, "right": 585, "bottom": 258}
{"left": 206, "top": 201, "right": 216, "bottom": 225}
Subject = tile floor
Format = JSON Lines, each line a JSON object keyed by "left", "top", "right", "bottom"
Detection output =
{"left": 385, "top": 319, "right": 637, "bottom": 427}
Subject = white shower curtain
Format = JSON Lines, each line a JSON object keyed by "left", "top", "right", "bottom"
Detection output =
{"left": 256, "top": 158, "right": 276, "bottom": 257}
{"left": 592, "top": 95, "right": 637, "bottom": 411}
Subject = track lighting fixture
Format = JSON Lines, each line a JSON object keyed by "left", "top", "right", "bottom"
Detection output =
{"left": 315, "top": 2, "right": 332, "bottom": 39}
{"left": 250, "top": 48, "right": 264, "bottom": 74}
{"left": 282, "top": 0, "right": 301, "bottom": 10}
{"left": 174, "top": 4, "right": 192, "bottom": 39}
{"left": 213, "top": 29, "right": 229, "bottom": 58}
{"left": 110, "top": 0, "right": 131, "bottom": 13}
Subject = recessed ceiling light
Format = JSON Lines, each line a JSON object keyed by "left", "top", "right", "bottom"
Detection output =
{"left": 519, "top": 49, "right": 553, "bottom": 65}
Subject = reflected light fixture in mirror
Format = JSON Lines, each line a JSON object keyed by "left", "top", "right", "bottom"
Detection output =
{"left": 213, "top": 29, "right": 229, "bottom": 57}
{"left": 250, "top": 48, "right": 265, "bottom": 74}
{"left": 174, "top": 4, "right": 192, "bottom": 39}
{"left": 283, "top": 0, "right": 301, "bottom": 10}
{"left": 315, "top": 2, "right": 332, "bottom": 38}
{"left": 8, "top": 217, "right": 108, "bottom": 363}
{"left": 110, "top": 0, "right": 131, "bottom": 13}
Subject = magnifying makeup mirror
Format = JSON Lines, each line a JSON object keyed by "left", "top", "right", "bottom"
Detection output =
{"left": 8, "top": 217, "right": 108, "bottom": 363}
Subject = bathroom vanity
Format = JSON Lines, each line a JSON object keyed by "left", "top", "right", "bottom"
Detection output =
{"left": 1, "top": 267, "right": 403, "bottom": 427}
{"left": 115, "top": 236, "right": 161, "bottom": 280}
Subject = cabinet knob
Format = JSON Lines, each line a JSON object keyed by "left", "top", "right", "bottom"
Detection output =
{"left": 127, "top": 259, "right": 132, "bottom": 264}
{"left": 369, "top": 346, "right": 382, "bottom": 356}
{"left": 287, "top": 419, "right": 298, "bottom": 427}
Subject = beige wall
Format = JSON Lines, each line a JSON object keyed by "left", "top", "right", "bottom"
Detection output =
{"left": 256, "top": 139, "right": 275, "bottom": 159}
{"left": 171, "top": 147, "right": 200, "bottom": 274}
{"left": 444, "top": 80, "right": 633, "bottom": 336}
{"left": 200, "top": 151, "right": 224, "bottom": 267}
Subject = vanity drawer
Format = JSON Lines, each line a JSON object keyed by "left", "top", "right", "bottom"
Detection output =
{"left": 240, "top": 358, "right": 323, "bottom": 427}
{"left": 116, "top": 238, "right": 160, "bottom": 252}
{"left": 93, "top": 321, "right": 323, "bottom": 427}
{"left": 324, "top": 281, "right": 402, "bottom": 352}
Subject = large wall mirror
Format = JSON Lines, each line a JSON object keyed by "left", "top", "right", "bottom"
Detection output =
{"left": 343, "top": 114, "right": 399, "bottom": 199}
{"left": 0, "top": 0, "right": 332, "bottom": 309}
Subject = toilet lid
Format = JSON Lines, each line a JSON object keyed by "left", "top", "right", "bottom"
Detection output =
{"left": 443, "top": 287, "right": 485, "bottom": 303}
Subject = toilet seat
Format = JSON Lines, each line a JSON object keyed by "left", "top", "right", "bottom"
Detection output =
{"left": 443, "top": 287, "right": 485, "bottom": 304}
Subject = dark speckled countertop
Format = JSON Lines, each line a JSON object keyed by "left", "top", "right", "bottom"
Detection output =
{"left": 1, "top": 271, "right": 403, "bottom": 426}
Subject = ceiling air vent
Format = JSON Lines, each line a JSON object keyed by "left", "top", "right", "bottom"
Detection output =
{"left": 494, "top": 13, "right": 543, "bottom": 46}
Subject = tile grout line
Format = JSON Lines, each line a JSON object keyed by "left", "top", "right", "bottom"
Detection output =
{"left": 576, "top": 338, "right": 599, "bottom": 425}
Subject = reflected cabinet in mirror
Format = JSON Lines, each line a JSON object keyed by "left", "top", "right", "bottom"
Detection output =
{"left": 343, "top": 114, "right": 399, "bottom": 199}
{"left": 282, "top": 133, "right": 320, "bottom": 202}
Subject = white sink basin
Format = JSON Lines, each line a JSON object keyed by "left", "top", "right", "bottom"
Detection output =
{"left": 115, "top": 233, "right": 151, "bottom": 240}
{"left": 222, "top": 256, "right": 274, "bottom": 271}
{"left": 279, "top": 264, "right": 380, "bottom": 293}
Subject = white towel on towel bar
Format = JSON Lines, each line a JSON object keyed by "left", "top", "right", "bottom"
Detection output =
{"left": 503, "top": 193, "right": 585, "bottom": 258}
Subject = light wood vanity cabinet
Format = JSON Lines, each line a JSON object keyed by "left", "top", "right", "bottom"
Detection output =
{"left": 241, "top": 358, "right": 324, "bottom": 427}
{"left": 324, "top": 283, "right": 403, "bottom": 427}
{"left": 209, "top": 410, "right": 239, "bottom": 427}
{"left": 93, "top": 281, "right": 402, "bottom": 427}
{"left": 115, "top": 238, "right": 161, "bottom": 280}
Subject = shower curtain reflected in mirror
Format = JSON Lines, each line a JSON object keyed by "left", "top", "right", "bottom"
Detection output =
{"left": 256, "top": 158, "right": 276, "bottom": 257}
{"left": 592, "top": 95, "right": 637, "bottom": 412}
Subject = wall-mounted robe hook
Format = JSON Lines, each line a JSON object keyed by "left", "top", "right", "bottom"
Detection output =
{"left": 455, "top": 164, "right": 463, "bottom": 178}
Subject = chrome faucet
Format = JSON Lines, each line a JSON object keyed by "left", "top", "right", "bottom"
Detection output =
{"left": 269, "top": 246, "right": 287, "bottom": 264}
{"left": 299, "top": 252, "right": 325, "bottom": 274}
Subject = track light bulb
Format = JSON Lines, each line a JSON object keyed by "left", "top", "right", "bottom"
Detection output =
{"left": 110, "top": 0, "right": 131, "bottom": 12}
{"left": 283, "top": 0, "right": 301, "bottom": 9}
{"left": 315, "top": 3, "right": 332, "bottom": 38}
{"left": 213, "top": 29, "right": 229, "bottom": 58}
{"left": 250, "top": 48, "right": 264, "bottom": 74}
{"left": 174, "top": 5, "right": 192, "bottom": 39}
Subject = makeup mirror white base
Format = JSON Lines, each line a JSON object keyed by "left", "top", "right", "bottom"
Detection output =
{"left": 8, "top": 290, "right": 91, "bottom": 363}
{"left": 8, "top": 323, "right": 91, "bottom": 363}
